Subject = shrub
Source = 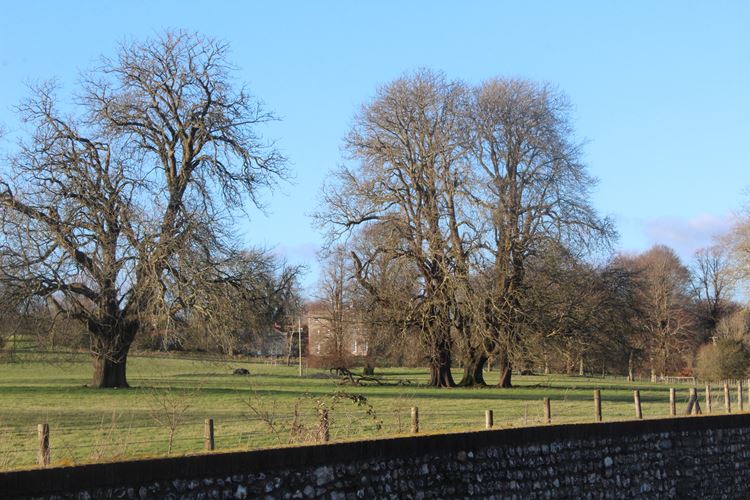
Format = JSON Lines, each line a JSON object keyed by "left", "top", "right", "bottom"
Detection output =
{"left": 695, "top": 338, "right": 750, "bottom": 381}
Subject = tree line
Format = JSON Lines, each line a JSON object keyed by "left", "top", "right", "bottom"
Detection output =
{"left": 313, "top": 70, "right": 750, "bottom": 387}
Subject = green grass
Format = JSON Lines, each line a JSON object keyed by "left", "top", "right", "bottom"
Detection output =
{"left": 0, "top": 346, "right": 729, "bottom": 471}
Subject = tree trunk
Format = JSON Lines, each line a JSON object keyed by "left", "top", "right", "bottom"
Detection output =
{"left": 92, "top": 350, "right": 129, "bottom": 388}
{"left": 90, "top": 322, "right": 135, "bottom": 388}
{"left": 579, "top": 357, "right": 584, "bottom": 376}
{"left": 286, "top": 332, "right": 294, "bottom": 366}
{"left": 565, "top": 354, "right": 574, "bottom": 375}
{"left": 627, "top": 350, "right": 634, "bottom": 382}
{"left": 429, "top": 363, "right": 456, "bottom": 387}
{"left": 428, "top": 337, "right": 455, "bottom": 387}
{"left": 457, "top": 350, "right": 487, "bottom": 387}
{"left": 497, "top": 349, "right": 513, "bottom": 388}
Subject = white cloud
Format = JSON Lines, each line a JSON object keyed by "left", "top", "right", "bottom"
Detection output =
{"left": 642, "top": 212, "right": 735, "bottom": 259}
{"left": 271, "top": 242, "right": 320, "bottom": 262}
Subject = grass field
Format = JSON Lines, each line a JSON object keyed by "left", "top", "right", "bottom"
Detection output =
{"left": 0, "top": 342, "right": 728, "bottom": 471}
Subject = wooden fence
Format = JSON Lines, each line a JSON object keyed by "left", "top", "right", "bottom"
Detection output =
{"left": 25, "top": 381, "right": 750, "bottom": 469}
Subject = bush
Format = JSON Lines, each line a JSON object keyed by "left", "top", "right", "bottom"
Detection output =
{"left": 695, "top": 338, "right": 750, "bottom": 381}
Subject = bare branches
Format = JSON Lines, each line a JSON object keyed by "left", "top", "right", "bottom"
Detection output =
{"left": 84, "top": 31, "right": 285, "bottom": 213}
{"left": 0, "top": 31, "right": 290, "bottom": 387}
{"left": 315, "top": 71, "right": 614, "bottom": 387}
{"left": 616, "top": 246, "right": 698, "bottom": 378}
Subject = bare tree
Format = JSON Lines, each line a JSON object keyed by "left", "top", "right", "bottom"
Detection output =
{"left": 316, "top": 73, "right": 612, "bottom": 387}
{"left": 464, "top": 79, "right": 613, "bottom": 387}
{"left": 692, "top": 245, "right": 737, "bottom": 341}
{"left": 314, "top": 246, "right": 356, "bottom": 365}
{"left": 522, "top": 243, "right": 635, "bottom": 377}
{"left": 146, "top": 386, "right": 197, "bottom": 455}
{"left": 181, "top": 249, "right": 302, "bottom": 355}
{"left": 347, "top": 224, "right": 424, "bottom": 371}
{"left": 619, "top": 246, "right": 697, "bottom": 380}
{"left": 0, "top": 32, "right": 286, "bottom": 387}
{"left": 316, "top": 70, "right": 470, "bottom": 387}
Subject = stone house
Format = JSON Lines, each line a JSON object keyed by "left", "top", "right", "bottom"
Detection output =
{"left": 304, "top": 301, "right": 369, "bottom": 358}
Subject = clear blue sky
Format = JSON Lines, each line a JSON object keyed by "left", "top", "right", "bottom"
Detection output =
{"left": 1, "top": 1, "right": 749, "bottom": 292}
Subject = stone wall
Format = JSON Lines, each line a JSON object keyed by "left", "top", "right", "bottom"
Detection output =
{"left": 3, "top": 413, "right": 750, "bottom": 499}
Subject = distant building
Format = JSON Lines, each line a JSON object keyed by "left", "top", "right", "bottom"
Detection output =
{"left": 246, "top": 327, "right": 287, "bottom": 357}
{"left": 304, "top": 301, "right": 368, "bottom": 358}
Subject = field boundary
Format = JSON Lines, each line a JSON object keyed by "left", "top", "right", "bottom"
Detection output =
{"left": 2, "top": 412, "right": 750, "bottom": 497}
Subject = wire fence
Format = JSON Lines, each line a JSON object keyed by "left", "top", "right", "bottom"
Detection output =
{"left": 2, "top": 380, "right": 748, "bottom": 472}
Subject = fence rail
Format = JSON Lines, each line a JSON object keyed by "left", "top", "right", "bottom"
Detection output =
{"left": 3, "top": 381, "right": 749, "bottom": 472}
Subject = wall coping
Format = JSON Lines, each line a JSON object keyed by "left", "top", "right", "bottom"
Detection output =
{"left": 2, "top": 413, "right": 749, "bottom": 496}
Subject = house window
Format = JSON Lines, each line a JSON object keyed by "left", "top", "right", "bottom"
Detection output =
{"left": 352, "top": 340, "right": 358, "bottom": 354}
{"left": 316, "top": 343, "right": 321, "bottom": 354}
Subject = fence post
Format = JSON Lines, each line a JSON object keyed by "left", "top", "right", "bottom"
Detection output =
{"left": 594, "top": 389, "right": 602, "bottom": 422}
{"left": 410, "top": 407, "right": 419, "bottom": 434}
{"left": 669, "top": 388, "right": 676, "bottom": 416}
{"left": 724, "top": 382, "right": 732, "bottom": 413}
{"left": 634, "top": 390, "right": 642, "bottom": 419}
{"left": 705, "top": 385, "right": 712, "bottom": 414}
{"left": 37, "top": 423, "right": 50, "bottom": 467}
{"left": 543, "top": 397, "right": 551, "bottom": 424}
{"left": 318, "top": 409, "right": 330, "bottom": 442}
{"left": 690, "top": 387, "right": 702, "bottom": 415}
{"left": 204, "top": 418, "right": 215, "bottom": 451}
{"left": 485, "top": 409, "right": 493, "bottom": 429}
{"left": 739, "top": 381, "right": 744, "bottom": 412}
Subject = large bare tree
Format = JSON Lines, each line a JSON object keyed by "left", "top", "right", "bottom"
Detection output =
{"left": 317, "top": 72, "right": 612, "bottom": 387}
{"left": 0, "top": 32, "right": 286, "bottom": 387}
{"left": 465, "top": 79, "right": 613, "bottom": 386}
{"left": 316, "top": 69, "right": 471, "bottom": 387}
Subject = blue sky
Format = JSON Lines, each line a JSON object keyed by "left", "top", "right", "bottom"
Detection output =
{"left": 1, "top": 1, "right": 749, "bottom": 292}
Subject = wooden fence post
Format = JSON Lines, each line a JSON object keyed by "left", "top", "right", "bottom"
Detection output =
{"left": 705, "top": 385, "right": 712, "bottom": 414}
{"left": 318, "top": 409, "right": 330, "bottom": 442}
{"left": 410, "top": 407, "right": 419, "bottom": 434}
{"left": 543, "top": 397, "right": 551, "bottom": 424}
{"left": 669, "top": 388, "right": 676, "bottom": 416}
{"left": 739, "top": 381, "right": 744, "bottom": 412}
{"left": 634, "top": 390, "right": 642, "bottom": 419}
{"left": 724, "top": 383, "right": 731, "bottom": 413}
{"left": 37, "top": 423, "right": 50, "bottom": 467}
{"left": 204, "top": 418, "right": 215, "bottom": 451}
{"left": 689, "top": 387, "right": 702, "bottom": 415}
{"left": 485, "top": 409, "right": 493, "bottom": 429}
{"left": 594, "top": 390, "right": 602, "bottom": 422}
